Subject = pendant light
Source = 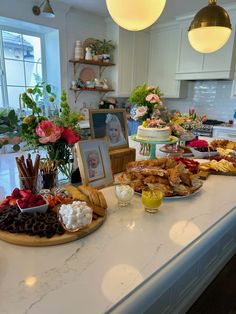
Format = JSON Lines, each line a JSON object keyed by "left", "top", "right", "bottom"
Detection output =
{"left": 32, "top": 0, "right": 55, "bottom": 18}
{"left": 188, "top": 0, "right": 232, "bottom": 53}
{"left": 106, "top": 0, "right": 166, "bottom": 31}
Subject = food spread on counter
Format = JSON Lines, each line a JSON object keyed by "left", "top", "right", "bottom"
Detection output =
{"left": 0, "top": 184, "right": 107, "bottom": 240}
{"left": 116, "top": 158, "right": 202, "bottom": 197}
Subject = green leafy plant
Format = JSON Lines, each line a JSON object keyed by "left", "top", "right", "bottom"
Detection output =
{"left": 128, "top": 83, "right": 170, "bottom": 123}
{"left": 96, "top": 39, "right": 115, "bottom": 54}
{"left": 0, "top": 108, "right": 20, "bottom": 151}
{"left": 21, "top": 84, "right": 83, "bottom": 179}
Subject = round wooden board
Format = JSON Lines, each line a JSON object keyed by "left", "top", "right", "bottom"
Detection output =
{"left": 0, "top": 214, "right": 106, "bottom": 247}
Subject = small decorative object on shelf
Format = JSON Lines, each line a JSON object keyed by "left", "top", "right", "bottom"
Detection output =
{"left": 69, "top": 57, "right": 115, "bottom": 103}
{"left": 74, "top": 40, "right": 84, "bottom": 60}
{"left": 85, "top": 47, "right": 93, "bottom": 60}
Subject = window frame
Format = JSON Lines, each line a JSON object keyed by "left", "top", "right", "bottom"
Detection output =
{"left": 0, "top": 25, "right": 46, "bottom": 108}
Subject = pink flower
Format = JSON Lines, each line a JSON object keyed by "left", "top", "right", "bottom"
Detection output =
{"left": 133, "top": 106, "right": 148, "bottom": 120}
{"left": 36, "top": 120, "right": 62, "bottom": 144}
{"left": 202, "top": 115, "right": 207, "bottom": 122}
{"left": 61, "top": 128, "right": 80, "bottom": 145}
{"left": 146, "top": 93, "right": 160, "bottom": 104}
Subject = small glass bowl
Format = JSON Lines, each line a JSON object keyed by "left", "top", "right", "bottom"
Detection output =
{"left": 141, "top": 187, "right": 163, "bottom": 213}
{"left": 115, "top": 184, "right": 134, "bottom": 207}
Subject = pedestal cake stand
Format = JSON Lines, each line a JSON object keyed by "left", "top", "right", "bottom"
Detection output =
{"left": 131, "top": 135, "right": 178, "bottom": 159}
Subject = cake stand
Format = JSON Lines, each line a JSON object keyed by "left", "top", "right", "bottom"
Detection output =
{"left": 131, "top": 135, "right": 178, "bottom": 159}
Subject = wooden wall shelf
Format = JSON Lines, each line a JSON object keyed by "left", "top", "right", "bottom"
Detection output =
{"left": 69, "top": 59, "right": 115, "bottom": 67}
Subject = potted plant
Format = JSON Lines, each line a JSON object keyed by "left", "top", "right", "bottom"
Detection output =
{"left": 96, "top": 39, "right": 115, "bottom": 62}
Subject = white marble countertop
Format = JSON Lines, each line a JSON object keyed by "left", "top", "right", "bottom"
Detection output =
{"left": 1, "top": 136, "right": 236, "bottom": 313}
{"left": 213, "top": 125, "right": 236, "bottom": 131}
{"left": 0, "top": 177, "right": 236, "bottom": 314}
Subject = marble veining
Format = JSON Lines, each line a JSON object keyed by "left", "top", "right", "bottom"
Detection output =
{"left": 1, "top": 141, "right": 236, "bottom": 313}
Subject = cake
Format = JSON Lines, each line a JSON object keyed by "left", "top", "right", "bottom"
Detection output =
{"left": 136, "top": 119, "right": 171, "bottom": 142}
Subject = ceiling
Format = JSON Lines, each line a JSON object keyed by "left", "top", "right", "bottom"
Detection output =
{"left": 57, "top": 0, "right": 235, "bottom": 22}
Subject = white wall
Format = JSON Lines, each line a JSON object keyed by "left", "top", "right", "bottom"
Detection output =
{"left": 65, "top": 8, "right": 107, "bottom": 110}
{"left": 0, "top": 0, "right": 108, "bottom": 111}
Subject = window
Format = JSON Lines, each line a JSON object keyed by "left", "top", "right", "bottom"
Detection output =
{"left": 0, "top": 29, "right": 45, "bottom": 110}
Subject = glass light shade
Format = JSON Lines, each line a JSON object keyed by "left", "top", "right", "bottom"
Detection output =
{"left": 106, "top": 0, "right": 166, "bottom": 31}
{"left": 42, "top": 0, "right": 55, "bottom": 18}
{"left": 188, "top": 26, "right": 231, "bottom": 53}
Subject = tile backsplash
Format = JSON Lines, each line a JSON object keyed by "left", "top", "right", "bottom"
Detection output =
{"left": 165, "top": 80, "right": 236, "bottom": 122}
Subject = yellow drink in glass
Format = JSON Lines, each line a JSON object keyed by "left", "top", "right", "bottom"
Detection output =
{"left": 141, "top": 187, "right": 163, "bottom": 213}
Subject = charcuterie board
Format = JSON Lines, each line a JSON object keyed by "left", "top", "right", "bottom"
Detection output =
{"left": 0, "top": 213, "right": 106, "bottom": 246}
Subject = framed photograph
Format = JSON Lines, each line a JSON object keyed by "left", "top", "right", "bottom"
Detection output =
{"left": 75, "top": 138, "right": 113, "bottom": 188}
{"left": 89, "top": 109, "right": 129, "bottom": 150}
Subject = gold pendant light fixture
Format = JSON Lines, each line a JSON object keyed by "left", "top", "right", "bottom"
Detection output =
{"left": 105, "top": 0, "right": 166, "bottom": 31}
{"left": 32, "top": 0, "right": 55, "bottom": 18}
{"left": 188, "top": 0, "right": 232, "bottom": 53}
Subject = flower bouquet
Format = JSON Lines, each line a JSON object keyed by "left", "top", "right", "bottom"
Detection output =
{"left": 170, "top": 109, "right": 207, "bottom": 138}
{"left": 128, "top": 83, "right": 170, "bottom": 123}
{"left": 21, "top": 83, "right": 83, "bottom": 180}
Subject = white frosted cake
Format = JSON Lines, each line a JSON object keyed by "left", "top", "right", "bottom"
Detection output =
{"left": 136, "top": 120, "right": 171, "bottom": 142}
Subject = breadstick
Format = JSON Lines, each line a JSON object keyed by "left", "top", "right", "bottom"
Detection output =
{"left": 33, "top": 154, "right": 40, "bottom": 176}
{"left": 27, "top": 153, "right": 34, "bottom": 176}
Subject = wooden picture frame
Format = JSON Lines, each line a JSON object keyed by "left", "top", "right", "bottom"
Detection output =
{"left": 89, "top": 109, "right": 129, "bottom": 150}
{"left": 75, "top": 138, "right": 113, "bottom": 188}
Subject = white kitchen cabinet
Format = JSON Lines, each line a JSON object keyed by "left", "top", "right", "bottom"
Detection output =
{"left": 213, "top": 126, "right": 236, "bottom": 140}
{"left": 106, "top": 20, "right": 149, "bottom": 97}
{"left": 148, "top": 22, "right": 187, "bottom": 98}
{"left": 176, "top": 5, "right": 236, "bottom": 80}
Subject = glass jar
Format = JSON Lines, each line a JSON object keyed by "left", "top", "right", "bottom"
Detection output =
{"left": 115, "top": 184, "right": 134, "bottom": 207}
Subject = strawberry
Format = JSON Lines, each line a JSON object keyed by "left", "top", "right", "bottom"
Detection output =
{"left": 19, "top": 189, "right": 32, "bottom": 199}
{"left": 35, "top": 200, "right": 45, "bottom": 207}
{"left": 11, "top": 188, "right": 20, "bottom": 198}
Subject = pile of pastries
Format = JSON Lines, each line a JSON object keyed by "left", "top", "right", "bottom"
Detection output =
{"left": 117, "top": 158, "right": 202, "bottom": 197}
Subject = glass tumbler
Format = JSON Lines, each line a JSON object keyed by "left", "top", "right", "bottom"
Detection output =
{"left": 141, "top": 187, "right": 163, "bottom": 213}
{"left": 19, "top": 174, "right": 43, "bottom": 194}
{"left": 115, "top": 184, "right": 134, "bottom": 207}
{"left": 42, "top": 170, "right": 58, "bottom": 189}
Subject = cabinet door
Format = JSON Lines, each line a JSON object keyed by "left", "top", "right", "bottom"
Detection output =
{"left": 148, "top": 25, "right": 186, "bottom": 98}
{"left": 132, "top": 32, "right": 149, "bottom": 89}
{"left": 176, "top": 22, "right": 204, "bottom": 76}
{"left": 117, "top": 28, "right": 135, "bottom": 96}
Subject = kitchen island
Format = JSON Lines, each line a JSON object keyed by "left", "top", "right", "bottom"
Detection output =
{"left": 0, "top": 142, "right": 236, "bottom": 314}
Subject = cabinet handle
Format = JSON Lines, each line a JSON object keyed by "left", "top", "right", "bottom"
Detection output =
{"left": 226, "top": 133, "right": 236, "bottom": 137}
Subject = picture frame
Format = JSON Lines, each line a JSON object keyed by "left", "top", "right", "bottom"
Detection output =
{"left": 75, "top": 138, "right": 113, "bottom": 188}
{"left": 89, "top": 109, "right": 129, "bottom": 150}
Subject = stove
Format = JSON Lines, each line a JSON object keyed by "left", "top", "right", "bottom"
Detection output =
{"left": 195, "top": 119, "right": 225, "bottom": 137}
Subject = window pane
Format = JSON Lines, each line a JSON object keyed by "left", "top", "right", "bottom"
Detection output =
{"left": 5, "top": 59, "right": 25, "bottom": 86}
{"left": 23, "top": 35, "right": 41, "bottom": 62}
{"left": 25, "top": 62, "right": 42, "bottom": 86}
{"left": 7, "top": 86, "right": 25, "bottom": 110}
{"left": 2, "top": 31, "right": 23, "bottom": 60}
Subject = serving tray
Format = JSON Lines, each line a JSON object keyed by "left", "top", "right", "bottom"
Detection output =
{"left": 0, "top": 213, "right": 106, "bottom": 247}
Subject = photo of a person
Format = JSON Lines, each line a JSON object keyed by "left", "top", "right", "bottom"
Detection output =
{"left": 105, "top": 113, "right": 126, "bottom": 147}
{"left": 86, "top": 149, "right": 105, "bottom": 181}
